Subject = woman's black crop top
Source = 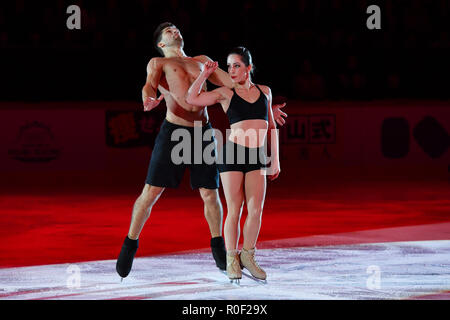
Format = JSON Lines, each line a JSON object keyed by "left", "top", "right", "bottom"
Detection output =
{"left": 226, "top": 85, "right": 268, "bottom": 125}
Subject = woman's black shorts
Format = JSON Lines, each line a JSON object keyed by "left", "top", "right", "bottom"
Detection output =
{"left": 217, "top": 140, "right": 267, "bottom": 174}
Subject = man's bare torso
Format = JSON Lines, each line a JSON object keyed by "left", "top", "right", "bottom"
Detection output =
{"left": 156, "top": 56, "right": 208, "bottom": 126}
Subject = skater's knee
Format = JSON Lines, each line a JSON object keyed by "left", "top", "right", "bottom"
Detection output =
{"left": 199, "top": 188, "right": 219, "bottom": 206}
{"left": 140, "top": 184, "right": 164, "bottom": 205}
{"left": 226, "top": 197, "right": 244, "bottom": 214}
{"left": 247, "top": 207, "right": 263, "bottom": 219}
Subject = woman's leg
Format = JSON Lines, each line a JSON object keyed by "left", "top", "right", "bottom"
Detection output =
{"left": 239, "top": 169, "right": 267, "bottom": 280}
{"left": 220, "top": 171, "right": 245, "bottom": 251}
{"left": 242, "top": 170, "right": 267, "bottom": 250}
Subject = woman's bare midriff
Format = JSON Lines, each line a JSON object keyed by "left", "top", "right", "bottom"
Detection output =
{"left": 228, "top": 119, "right": 268, "bottom": 148}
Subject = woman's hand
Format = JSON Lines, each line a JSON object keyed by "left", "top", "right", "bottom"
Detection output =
{"left": 201, "top": 61, "right": 218, "bottom": 78}
{"left": 268, "top": 162, "right": 280, "bottom": 181}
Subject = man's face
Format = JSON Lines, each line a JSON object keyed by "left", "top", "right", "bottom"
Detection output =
{"left": 227, "top": 54, "right": 250, "bottom": 84}
{"left": 159, "top": 26, "right": 184, "bottom": 50}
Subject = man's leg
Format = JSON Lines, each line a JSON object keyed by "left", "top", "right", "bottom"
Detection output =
{"left": 199, "top": 188, "right": 223, "bottom": 238}
{"left": 191, "top": 123, "right": 227, "bottom": 269}
{"left": 128, "top": 184, "right": 165, "bottom": 240}
{"left": 199, "top": 188, "right": 227, "bottom": 270}
{"left": 116, "top": 184, "right": 164, "bottom": 278}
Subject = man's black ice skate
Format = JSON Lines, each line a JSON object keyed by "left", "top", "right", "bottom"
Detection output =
{"left": 116, "top": 236, "right": 139, "bottom": 279}
{"left": 210, "top": 236, "right": 226, "bottom": 271}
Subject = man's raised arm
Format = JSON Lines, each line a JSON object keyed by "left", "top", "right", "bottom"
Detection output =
{"left": 195, "top": 55, "right": 233, "bottom": 88}
{"left": 142, "top": 58, "right": 164, "bottom": 111}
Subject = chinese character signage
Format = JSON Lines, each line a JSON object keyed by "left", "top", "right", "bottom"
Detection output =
{"left": 281, "top": 114, "right": 336, "bottom": 145}
{"left": 105, "top": 110, "right": 164, "bottom": 148}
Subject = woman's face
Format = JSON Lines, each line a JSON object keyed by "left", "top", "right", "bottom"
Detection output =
{"left": 227, "top": 54, "right": 251, "bottom": 84}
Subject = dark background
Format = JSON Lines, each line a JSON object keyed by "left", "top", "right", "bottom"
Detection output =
{"left": 1, "top": 0, "right": 449, "bottom": 102}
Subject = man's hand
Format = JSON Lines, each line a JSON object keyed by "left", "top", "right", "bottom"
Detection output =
{"left": 201, "top": 61, "right": 218, "bottom": 79}
{"left": 272, "top": 102, "right": 287, "bottom": 126}
{"left": 143, "top": 94, "right": 164, "bottom": 112}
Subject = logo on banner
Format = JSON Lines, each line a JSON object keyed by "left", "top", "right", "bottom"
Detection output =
{"left": 105, "top": 110, "right": 164, "bottom": 148}
{"left": 382, "top": 116, "right": 449, "bottom": 159}
{"left": 8, "top": 121, "right": 61, "bottom": 162}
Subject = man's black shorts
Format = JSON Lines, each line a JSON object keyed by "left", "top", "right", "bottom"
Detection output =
{"left": 145, "top": 119, "right": 219, "bottom": 189}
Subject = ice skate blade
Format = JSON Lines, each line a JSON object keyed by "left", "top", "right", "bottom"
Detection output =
{"left": 229, "top": 278, "right": 241, "bottom": 285}
{"left": 242, "top": 271, "right": 267, "bottom": 284}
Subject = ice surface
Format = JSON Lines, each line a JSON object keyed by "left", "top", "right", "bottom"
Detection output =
{"left": 1, "top": 239, "right": 449, "bottom": 300}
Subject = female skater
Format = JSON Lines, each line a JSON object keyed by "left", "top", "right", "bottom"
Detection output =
{"left": 186, "top": 47, "right": 280, "bottom": 281}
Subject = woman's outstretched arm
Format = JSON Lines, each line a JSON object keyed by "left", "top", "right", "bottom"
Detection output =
{"left": 186, "top": 61, "right": 226, "bottom": 107}
{"left": 266, "top": 87, "right": 281, "bottom": 180}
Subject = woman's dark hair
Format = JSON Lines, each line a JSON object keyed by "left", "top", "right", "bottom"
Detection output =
{"left": 228, "top": 46, "right": 256, "bottom": 75}
{"left": 153, "top": 22, "right": 176, "bottom": 56}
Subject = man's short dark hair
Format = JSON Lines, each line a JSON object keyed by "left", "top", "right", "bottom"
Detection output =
{"left": 153, "top": 22, "right": 175, "bottom": 56}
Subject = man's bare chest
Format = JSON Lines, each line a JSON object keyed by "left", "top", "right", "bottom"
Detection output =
{"left": 162, "top": 60, "right": 203, "bottom": 88}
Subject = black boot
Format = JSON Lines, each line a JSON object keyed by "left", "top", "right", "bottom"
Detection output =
{"left": 210, "top": 236, "right": 226, "bottom": 270}
{"left": 116, "top": 236, "right": 139, "bottom": 278}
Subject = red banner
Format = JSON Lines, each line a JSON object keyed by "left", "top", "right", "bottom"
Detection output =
{"left": 0, "top": 101, "right": 448, "bottom": 181}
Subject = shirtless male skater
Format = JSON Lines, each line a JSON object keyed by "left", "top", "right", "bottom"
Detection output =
{"left": 116, "top": 22, "right": 287, "bottom": 279}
